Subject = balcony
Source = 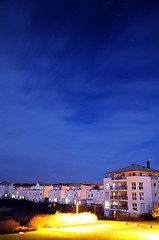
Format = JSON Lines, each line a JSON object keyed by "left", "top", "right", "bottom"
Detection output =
{"left": 118, "top": 186, "right": 127, "bottom": 190}
{"left": 118, "top": 195, "right": 128, "bottom": 200}
{"left": 110, "top": 205, "right": 118, "bottom": 210}
{"left": 110, "top": 186, "right": 118, "bottom": 190}
{"left": 110, "top": 186, "right": 127, "bottom": 191}
{"left": 110, "top": 205, "right": 128, "bottom": 211}
{"left": 110, "top": 196, "right": 118, "bottom": 200}
{"left": 119, "top": 205, "right": 128, "bottom": 211}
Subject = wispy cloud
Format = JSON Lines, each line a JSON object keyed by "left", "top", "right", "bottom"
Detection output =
{"left": 0, "top": 0, "right": 159, "bottom": 182}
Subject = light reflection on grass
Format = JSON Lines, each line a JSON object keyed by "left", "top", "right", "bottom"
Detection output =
{"left": 0, "top": 220, "right": 159, "bottom": 240}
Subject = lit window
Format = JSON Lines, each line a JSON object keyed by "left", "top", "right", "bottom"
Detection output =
{"left": 106, "top": 183, "right": 109, "bottom": 189}
{"left": 105, "top": 201, "right": 110, "bottom": 209}
{"left": 139, "top": 192, "right": 144, "bottom": 200}
{"left": 139, "top": 182, "right": 143, "bottom": 190}
{"left": 131, "top": 182, "right": 136, "bottom": 190}
{"left": 132, "top": 203, "right": 137, "bottom": 211}
{"left": 132, "top": 193, "right": 137, "bottom": 200}
{"left": 65, "top": 198, "right": 69, "bottom": 204}
{"left": 154, "top": 192, "right": 157, "bottom": 197}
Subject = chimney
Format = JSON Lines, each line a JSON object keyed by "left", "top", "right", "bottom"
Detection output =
{"left": 147, "top": 160, "right": 150, "bottom": 169}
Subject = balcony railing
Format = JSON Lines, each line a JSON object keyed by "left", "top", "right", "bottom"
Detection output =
{"left": 118, "top": 195, "right": 128, "bottom": 200}
{"left": 110, "top": 205, "right": 128, "bottom": 211}
{"left": 110, "top": 186, "right": 118, "bottom": 190}
{"left": 110, "top": 205, "right": 118, "bottom": 210}
{"left": 110, "top": 196, "right": 118, "bottom": 199}
{"left": 119, "top": 186, "right": 127, "bottom": 190}
{"left": 110, "top": 186, "right": 127, "bottom": 190}
{"left": 119, "top": 206, "right": 128, "bottom": 210}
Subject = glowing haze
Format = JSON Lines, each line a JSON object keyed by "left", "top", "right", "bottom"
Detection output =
{"left": 28, "top": 212, "right": 98, "bottom": 230}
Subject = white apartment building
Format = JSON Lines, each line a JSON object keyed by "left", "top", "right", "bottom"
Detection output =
{"left": 28, "top": 182, "right": 52, "bottom": 202}
{"left": 9, "top": 184, "right": 34, "bottom": 200}
{"left": 49, "top": 184, "right": 69, "bottom": 203}
{"left": 5, "top": 182, "right": 52, "bottom": 202}
{"left": 86, "top": 184, "right": 103, "bottom": 205}
{"left": 65, "top": 184, "right": 91, "bottom": 205}
{"left": 0, "top": 181, "right": 14, "bottom": 198}
{"left": 104, "top": 161, "right": 159, "bottom": 218}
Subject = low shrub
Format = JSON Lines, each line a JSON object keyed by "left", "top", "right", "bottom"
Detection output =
{"left": 0, "top": 219, "right": 20, "bottom": 233}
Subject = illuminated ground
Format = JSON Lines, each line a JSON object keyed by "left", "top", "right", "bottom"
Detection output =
{"left": 0, "top": 221, "right": 159, "bottom": 240}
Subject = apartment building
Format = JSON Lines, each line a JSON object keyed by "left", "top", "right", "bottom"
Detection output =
{"left": 65, "top": 184, "right": 91, "bottom": 204}
{"left": 9, "top": 183, "right": 34, "bottom": 200}
{"left": 49, "top": 184, "right": 69, "bottom": 203}
{"left": 86, "top": 184, "right": 103, "bottom": 205}
{"left": 0, "top": 182, "right": 52, "bottom": 202}
{"left": 103, "top": 161, "right": 159, "bottom": 218}
{"left": 0, "top": 181, "right": 13, "bottom": 198}
{"left": 28, "top": 182, "right": 52, "bottom": 202}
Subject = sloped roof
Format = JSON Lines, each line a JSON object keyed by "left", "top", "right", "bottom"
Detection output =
{"left": 109, "top": 163, "right": 159, "bottom": 174}
{"left": 0, "top": 180, "right": 12, "bottom": 185}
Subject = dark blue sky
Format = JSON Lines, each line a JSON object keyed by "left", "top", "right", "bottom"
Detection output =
{"left": 0, "top": 0, "right": 159, "bottom": 183}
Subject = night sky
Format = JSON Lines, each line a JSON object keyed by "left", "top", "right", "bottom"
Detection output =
{"left": 0, "top": 0, "right": 159, "bottom": 183}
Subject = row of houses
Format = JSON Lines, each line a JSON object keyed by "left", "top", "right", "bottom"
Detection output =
{"left": 0, "top": 181, "right": 103, "bottom": 206}
{"left": 1, "top": 160, "right": 159, "bottom": 218}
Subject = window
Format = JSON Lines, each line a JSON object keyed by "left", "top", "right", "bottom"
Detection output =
{"left": 140, "top": 173, "right": 142, "bottom": 176}
{"left": 132, "top": 182, "right": 136, "bottom": 190}
{"left": 132, "top": 192, "right": 137, "bottom": 200}
{"left": 132, "top": 203, "right": 137, "bottom": 211}
{"left": 154, "top": 183, "right": 157, "bottom": 188}
{"left": 106, "top": 183, "right": 109, "bottom": 189}
{"left": 139, "top": 182, "right": 143, "bottom": 190}
{"left": 139, "top": 192, "right": 144, "bottom": 200}
{"left": 133, "top": 173, "right": 136, "bottom": 176}
{"left": 105, "top": 201, "right": 110, "bottom": 209}
{"left": 154, "top": 192, "right": 157, "bottom": 197}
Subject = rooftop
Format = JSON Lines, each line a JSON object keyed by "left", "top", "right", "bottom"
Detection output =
{"left": 109, "top": 163, "right": 159, "bottom": 174}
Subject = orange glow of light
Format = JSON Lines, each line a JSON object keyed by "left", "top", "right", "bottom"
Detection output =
{"left": 28, "top": 212, "right": 98, "bottom": 230}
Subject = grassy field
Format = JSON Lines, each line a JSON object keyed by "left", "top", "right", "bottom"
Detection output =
{"left": 0, "top": 220, "right": 159, "bottom": 240}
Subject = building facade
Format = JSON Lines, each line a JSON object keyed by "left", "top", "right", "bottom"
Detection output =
{"left": 49, "top": 184, "right": 69, "bottom": 203}
{"left": 86, "top": 184, "right": 103, "bottom": 205}
{"left": 103, "top": 161, "right": 159, "bottom": 218}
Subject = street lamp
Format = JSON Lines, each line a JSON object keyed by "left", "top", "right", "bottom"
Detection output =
{"left": 76, "top": 201, "right": 79, "bottom": 214}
